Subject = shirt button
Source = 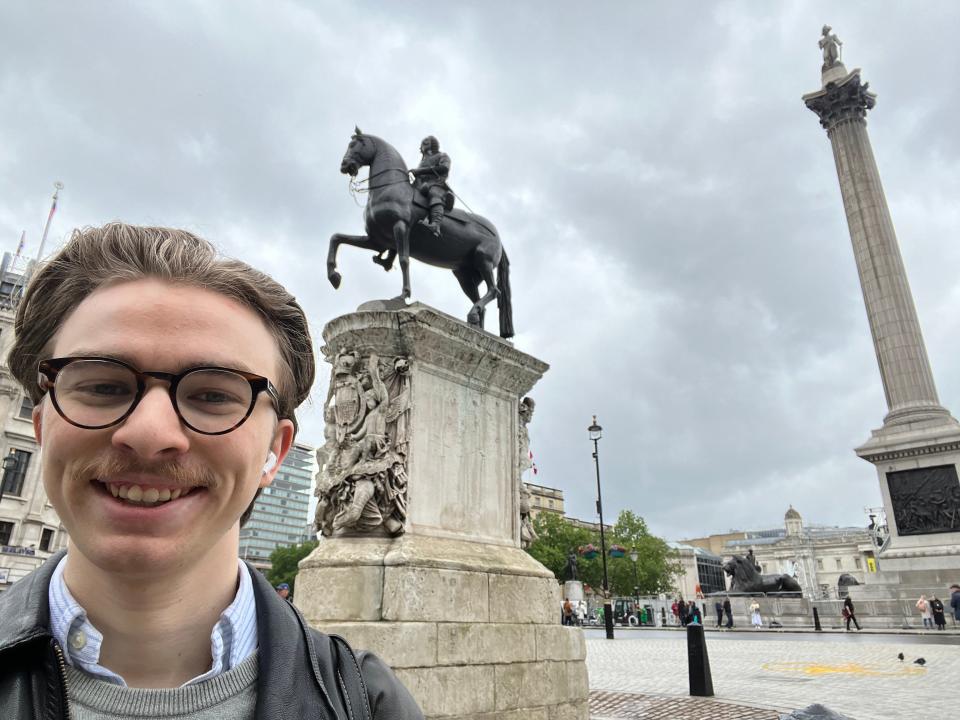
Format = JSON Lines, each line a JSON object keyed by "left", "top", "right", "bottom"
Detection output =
{"left": 69, "top": 630, "right": 87, "bottom": 651}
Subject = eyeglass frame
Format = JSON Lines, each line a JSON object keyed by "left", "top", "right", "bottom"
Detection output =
{"left": 37, "top": 356, "right": 282, "bottom": 436}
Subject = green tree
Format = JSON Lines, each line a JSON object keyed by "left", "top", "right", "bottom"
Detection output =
{"left": 266, "top": 539, "right": 319, "bottom": 595}
{"left": 524, "top": 510, "right": 680, "bottom": 599}
{"left": 606, "top": 510, "right": 681, "bottom": 596}
{"left": 526, "top": 512, "right": 603, "bottom": 591}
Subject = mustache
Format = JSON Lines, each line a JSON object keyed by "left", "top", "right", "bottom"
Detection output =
{"left": 72, "top": 454, "right": 220, "bottom": 490}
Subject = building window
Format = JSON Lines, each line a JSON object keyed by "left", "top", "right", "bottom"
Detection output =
{"left": 835, "top": 558, "right": 842, "bottom": 570}
{"left": 18, "top": 396, "right": 34, "bottom": 420}
{"left": 0, "top": 521, "right": 13, "bottom": 545}
{"left": 854, "top": 557, "right": 861, "bottom": 569}
{"left": 40, "top": 528, "right": 54, "bottom": 552}
{"left": 1, "top": 449, "right": 31, "bottom": 497}
{"left": 816, "top": 558, "right": 823, "bottom": 571}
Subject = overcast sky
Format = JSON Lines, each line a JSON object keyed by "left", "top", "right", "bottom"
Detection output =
{"left": 3, "top": 1, "right": 959, "bottom": 541}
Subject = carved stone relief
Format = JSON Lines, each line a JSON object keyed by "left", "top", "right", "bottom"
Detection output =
{"left": 314, "top": 350, "right": 411, "bottom": 537}
{"left": 517, "top": 396, "right": 538, "bottom": 549}
{"left": 887, "top": 464, "right": 960, "bottom": 536}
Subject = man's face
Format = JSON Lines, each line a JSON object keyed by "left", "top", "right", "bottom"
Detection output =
{"left": 420, "top": 139, "right": 432, "bottom": 155}
{"left": 34, "top": 278, "right": 294, "bottom": 577}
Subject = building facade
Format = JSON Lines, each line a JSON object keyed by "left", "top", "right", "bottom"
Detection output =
{"left": 680, "top": 507, "right": 876, "bottom": 599}
{"left": 239, "top": 441, "right": 315, "bottom": 570}
{"left": 726, "top": 508, "right": 875, "bottom": 599}
{"left": 668, "top": 543, "right": 726, "bottom": 600}
{"left": 0, "top": 252, "right": 69, "bottom": 591}
{"left": 525, "top": 482, "right": 565, "bottom": 518}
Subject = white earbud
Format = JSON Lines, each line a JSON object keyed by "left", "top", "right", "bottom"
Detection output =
{"left": 262, "top": 451, "right": 278, "bottom": 475}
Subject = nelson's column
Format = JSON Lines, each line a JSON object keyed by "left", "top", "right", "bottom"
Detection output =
{"left": 803, "top": 27, "right": 960, "bottom": 586}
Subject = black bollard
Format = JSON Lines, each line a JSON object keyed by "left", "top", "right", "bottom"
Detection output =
{"left": 686, "top": 623, "right": 714, "bottom": 697}
{"left": 813, "top": 606, "right": 822, "bottom": 631}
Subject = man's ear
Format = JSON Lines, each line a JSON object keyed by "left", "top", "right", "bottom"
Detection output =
{"left": 260, "top": 418, "right": 295, "bottom": 488}
{"left": 32, "top": 401, "right": 43, "bottom": 446}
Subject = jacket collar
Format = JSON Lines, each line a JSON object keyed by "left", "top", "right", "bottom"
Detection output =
{"left": 244, "top": 560, "right": 340, "bottom": 719}
{"left": 0, "top": 549, "right": 64, "bottom": 652}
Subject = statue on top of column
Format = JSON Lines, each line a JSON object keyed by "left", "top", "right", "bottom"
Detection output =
{"left": 819, "top": 25, "right": 843, "bottom": 71}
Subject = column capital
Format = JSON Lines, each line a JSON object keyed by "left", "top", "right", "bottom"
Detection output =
{"left": 803, "top": 69, "right": 876, "bottom": 133}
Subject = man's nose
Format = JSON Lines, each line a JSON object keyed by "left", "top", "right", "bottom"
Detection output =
{"left": 110, "top": 385, "right": 191, "bottom": 460}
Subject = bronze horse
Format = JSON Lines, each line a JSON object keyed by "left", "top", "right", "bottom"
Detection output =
{"left": 328, "top": 129, "right": 514, "bottom": 338}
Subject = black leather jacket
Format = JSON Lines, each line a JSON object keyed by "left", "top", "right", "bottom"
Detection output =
{"left": 0, "top": 552, "right": 423, "bottom": 719}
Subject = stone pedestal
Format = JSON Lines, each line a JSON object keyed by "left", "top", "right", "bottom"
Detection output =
{"left": 297, "top": 304, "right": 589, "bottom": 720}
{"left": 855, "top": 425, "right": 960, "bottom": 581}
{"left": 563, "top": 581, "right": 584, "bottom": 603}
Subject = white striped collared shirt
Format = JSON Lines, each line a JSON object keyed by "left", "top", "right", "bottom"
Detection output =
{"left": 47, "top": 554, "right": 258, "bottom": 687}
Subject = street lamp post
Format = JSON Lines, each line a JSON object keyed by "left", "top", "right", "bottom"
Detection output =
{"left": 629, "top": 548, "right": 640, "bottom": 625}
{"left": 588, "top": 416, "right": 614, "bottom": 640}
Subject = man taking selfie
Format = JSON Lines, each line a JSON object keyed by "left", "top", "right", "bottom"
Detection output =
{"left": 0, "top": 223, "right": 423, "bottom": 719}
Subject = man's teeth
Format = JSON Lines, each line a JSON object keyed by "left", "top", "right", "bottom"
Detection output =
{"left": 108, "top": 483, "right": 190, "bottom": 506}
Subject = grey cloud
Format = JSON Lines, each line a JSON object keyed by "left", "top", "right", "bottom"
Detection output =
{"left": 2, "top": 0, "right": 958, "bottom": 540}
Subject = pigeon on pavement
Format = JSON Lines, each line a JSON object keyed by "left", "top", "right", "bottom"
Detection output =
{"left": 897, "top": 653, "right": 904, "bottom": 662}
{"left": 914, "top": 658, "right": 926, "bottom": 666}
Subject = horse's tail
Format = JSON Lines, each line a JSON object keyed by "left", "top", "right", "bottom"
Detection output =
{"left": 497, "top": 249, "right": 514, "bottom": 339}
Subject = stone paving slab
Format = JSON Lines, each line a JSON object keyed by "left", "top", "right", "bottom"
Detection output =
{"left": 590, "top": 690, "right": 781, "bottom": 719}
{"left": 586, "top": 635, "right": 959, "bottom": 720}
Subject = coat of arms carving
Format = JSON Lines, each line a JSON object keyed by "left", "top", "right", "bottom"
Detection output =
{"left": 314, "top": 350, "right": 411, "bottom": 537}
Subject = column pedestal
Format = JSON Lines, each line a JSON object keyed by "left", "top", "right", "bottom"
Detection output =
{"left": 297, "top": 304, "right": 589, "bottom": 720}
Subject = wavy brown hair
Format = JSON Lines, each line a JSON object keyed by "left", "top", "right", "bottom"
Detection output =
{"left": 9, "top": 222, "right": 315, "bottom": 526}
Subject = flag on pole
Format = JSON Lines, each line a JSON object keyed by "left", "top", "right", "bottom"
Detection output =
{"left": 15, "top": 231, "right": 25, "bottom": 258}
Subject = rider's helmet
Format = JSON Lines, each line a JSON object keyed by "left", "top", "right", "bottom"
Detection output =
{"left": 421, "top": 135, "right": 440, "bottom": 154}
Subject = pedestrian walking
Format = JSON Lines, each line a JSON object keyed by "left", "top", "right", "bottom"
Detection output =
{"left": 576, "top": 601, "right": 586, "bottom": 627}
{"left": 688, "top": 600, "right": 702, "bottom": 625}
{"left": 723, "top": 597, "right": 734, "bottom": 628}
{"left": 916, "top": 594, "right": 934, "bottom": 629}
{"left": 678, "top": 599, "right": 689, "bottom": 626}
{"left": 714, "top": 600, "right": 724, "bottom": 628}
{"left": 950, "top": 584, "right": 960, "bottom": 626}
{"left": 562, "top": 598, "right": 574, "bottom": 626}
{"left": 842, "top": 596, "right": 861, "bottom": 631}
{"left": 930, "top": 596, "right": 946, "bottom": 630}
{"left": 749, "top": 600, "right": 762, "bottom": 629}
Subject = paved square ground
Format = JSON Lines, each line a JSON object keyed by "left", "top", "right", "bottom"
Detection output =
{"left": 586, "top": 633, "right": 959, "bottom": 720}
{"left": 590, "top": 690, "right": 780, "bottom": 719}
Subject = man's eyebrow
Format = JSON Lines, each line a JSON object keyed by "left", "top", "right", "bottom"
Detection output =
{"left": 60, "top": 350, "right": 257, "bottom": 374}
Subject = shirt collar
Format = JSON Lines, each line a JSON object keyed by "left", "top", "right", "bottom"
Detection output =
{"left": 48, "top": 554, "right": 258, "bottom": 687}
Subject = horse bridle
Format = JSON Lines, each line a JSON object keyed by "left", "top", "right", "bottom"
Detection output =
{"left": 350, "top": 135, "right": 412, "bottom": 191}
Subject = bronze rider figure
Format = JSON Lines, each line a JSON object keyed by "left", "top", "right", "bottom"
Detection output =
{"left": 410, "top": 135, "right": 450, "bottom": 237}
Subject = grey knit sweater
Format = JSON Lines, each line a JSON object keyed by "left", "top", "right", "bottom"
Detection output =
{"left": 64, "top": 652, "right": 258, "bottom": 719}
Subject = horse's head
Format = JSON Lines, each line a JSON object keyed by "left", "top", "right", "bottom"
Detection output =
{"left": 341, "top": 127, "right": 377, "bottom": 177}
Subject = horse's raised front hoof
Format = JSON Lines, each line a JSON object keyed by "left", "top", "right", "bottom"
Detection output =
{"left": 467, "top": 308, "right": 481, "bottom": 326}
{"left": 329, "top": 271, "right": 342, "bottom": 289}
{"left": 372, "top": 255, "right": 394, "bottom": 271}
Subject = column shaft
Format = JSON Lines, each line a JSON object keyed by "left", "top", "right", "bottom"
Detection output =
{"left": 828, "top": 117, "right": 943, "bottom": 422}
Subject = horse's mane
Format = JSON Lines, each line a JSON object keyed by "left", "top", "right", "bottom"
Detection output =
{"left": 362, "top": 134, "right": 409, "bottom": 172}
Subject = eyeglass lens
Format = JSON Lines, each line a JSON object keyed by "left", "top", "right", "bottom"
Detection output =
{"left": 53, "top": 360, "right": 255, "bottom": 433}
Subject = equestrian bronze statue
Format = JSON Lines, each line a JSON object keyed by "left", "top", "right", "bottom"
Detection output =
{"left": 328, "top": 128, "right": 514, "bottom": 339}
